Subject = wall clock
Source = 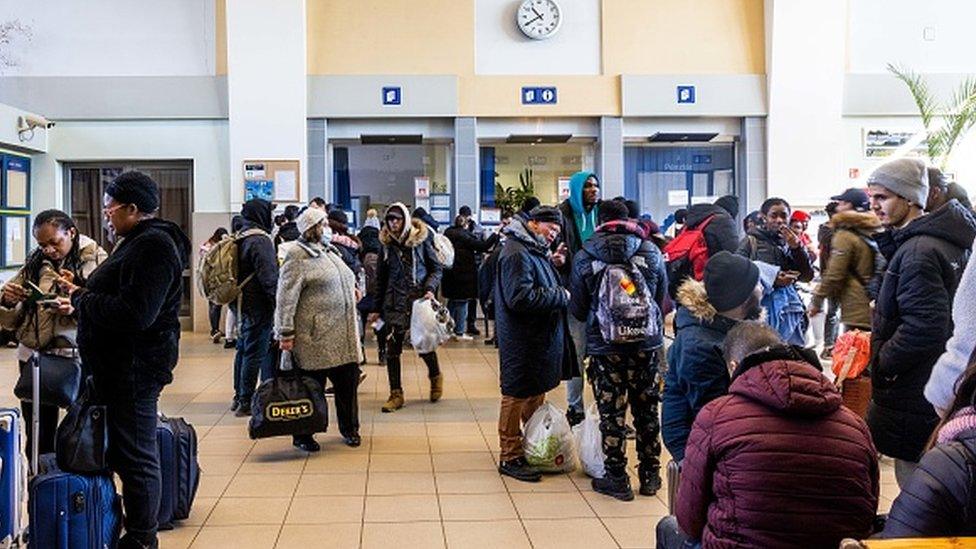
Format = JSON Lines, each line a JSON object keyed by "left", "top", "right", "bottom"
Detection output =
{"left": 516, "top": 0, "right": 562, "bottom": 40}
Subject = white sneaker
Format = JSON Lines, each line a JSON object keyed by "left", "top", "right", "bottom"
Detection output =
{"left": 455, "top": 334, "right": 474, "bottom": 342}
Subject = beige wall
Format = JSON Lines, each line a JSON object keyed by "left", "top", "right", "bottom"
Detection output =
{"left": 602, "top": 0, "right": 765, "bottom": 75}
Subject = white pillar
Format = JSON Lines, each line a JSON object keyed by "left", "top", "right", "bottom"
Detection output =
{"left": 765, "top": 0, "right": 847, "bottom": 206}
{"left": 226, "top": 0, "right": 307, "bottom": 211}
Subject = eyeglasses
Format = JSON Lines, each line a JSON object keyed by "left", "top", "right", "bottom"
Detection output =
{"left": 102, "top": 203, "right": 127, "bottom": 218}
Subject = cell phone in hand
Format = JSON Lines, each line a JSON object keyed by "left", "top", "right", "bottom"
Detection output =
{"left": 37, "top": 299, "right": 61, "bottom": 309}
{"left": 25, "top": 281, "right": 57, "bottom": 303}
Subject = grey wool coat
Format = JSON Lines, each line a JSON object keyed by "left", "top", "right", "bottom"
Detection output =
{"left": 275, "top": 239, "right": 362, "bottom": 370}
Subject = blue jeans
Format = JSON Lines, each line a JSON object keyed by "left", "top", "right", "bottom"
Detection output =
{"left": 233, "top": 313, "right": 275, "bottom": 404}
{"left": 448, "top": 299, "right": 468, "bottom": 336}
{"left": 566, "top": 314, "right": 587, "bottom": 413}
{"left": 655, "top": 516, "right": 701, "bottom": 549}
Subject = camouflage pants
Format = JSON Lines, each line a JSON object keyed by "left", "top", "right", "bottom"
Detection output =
{"left": 588, "top": 351, "right": 661, "bottom": 477}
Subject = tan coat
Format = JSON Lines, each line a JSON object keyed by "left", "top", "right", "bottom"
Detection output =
{"left": 274, "top": 240, "right": 361, "bottom": 370}
{"left": 812, "top": 211, "right": 882, "bottom": 329}
{"left": 0, "top": 235, "right": 107, "bottom": 351}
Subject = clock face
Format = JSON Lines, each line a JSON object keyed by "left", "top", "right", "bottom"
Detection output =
{"left": 517, "top": 0, "right": 562, "bottom": 40}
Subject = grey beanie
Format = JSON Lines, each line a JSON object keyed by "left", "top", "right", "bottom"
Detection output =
{"left": 866, "top": 158, "right": 930, "bottom": 207}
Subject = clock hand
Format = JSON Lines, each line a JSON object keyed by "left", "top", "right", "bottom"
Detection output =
{"left": 531, "top": 7, "right": 542, "bottom": 18}
{"left": 526, "top": 13, "right": 543, "bottom": 24}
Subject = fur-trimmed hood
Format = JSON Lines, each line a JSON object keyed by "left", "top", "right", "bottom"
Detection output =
{"left": 379, "top": 202, "right": 430, "bottom": 248}
{"left": 380, "top": 218, "right": 429, "bottom": 248}
{"left": 676, "top": 278, "right": 717, "bottom": 322}
{"left": 832, "top": 210, "right": 882, "bottom": 234}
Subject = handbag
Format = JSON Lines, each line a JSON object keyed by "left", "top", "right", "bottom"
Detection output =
{"left": 55, "top": 376, "right": 110, "bottom": 474}
{"left": 13, "top": 320, "right": 83, "bottom": 409}
{"left": 14, "top": 351, "right": 82, "bottom": 409}
{"left": 248, "top": 350, "right": 329, "bottom": 440}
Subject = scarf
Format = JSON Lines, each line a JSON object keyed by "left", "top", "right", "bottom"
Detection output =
{"left": 936, "top": 406, "right": 976, "bottom": 445}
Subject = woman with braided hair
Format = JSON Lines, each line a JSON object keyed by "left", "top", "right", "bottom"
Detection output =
{"left": 0, "top": 209, "right": 106, "bottom": 465}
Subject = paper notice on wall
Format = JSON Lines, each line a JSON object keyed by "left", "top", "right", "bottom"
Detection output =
{"left": 558, "top": 177, "right": 571, "bottom": 201}
{"left": 480, "top": 207, "right": 501, "bottom": 225}
{"left": 414, "top": 176, "right": 430, "bottom": 198}
{"left": 244, "top": 163, "right": 266, "bottom": 179}
{"left": 274, "top": 170, "right": 297, "bottom": 201}
{"left": 667, "top": 190, "right": 689, "bottom": 206}
{"left": 691, "top": 195, "right": 717, "bottom": 205}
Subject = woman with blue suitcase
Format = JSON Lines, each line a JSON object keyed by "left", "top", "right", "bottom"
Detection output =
{"left": 0, "top": 210, "right": 106, "bottom": 466}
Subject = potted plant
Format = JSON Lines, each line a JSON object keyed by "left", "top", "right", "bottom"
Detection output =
{"left": 493, "top": 168, "right": 536, "bottom": 213}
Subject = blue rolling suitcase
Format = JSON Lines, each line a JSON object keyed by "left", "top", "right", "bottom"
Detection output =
{"left": 28, "top": 454, "right": 121, "bottom": 549}
{"left": 0, "top": 409, "right": 27, "bottom": 548}
{"left": 156, "top": 415, "right": 200, "bottom": 529}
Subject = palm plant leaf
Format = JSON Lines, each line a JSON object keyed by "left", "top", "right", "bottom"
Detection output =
{"left": 887, "top": 63, "right": 943, "bottom": 160}
{"left": 931, "top": 76, "right": 976, "bottom": 169}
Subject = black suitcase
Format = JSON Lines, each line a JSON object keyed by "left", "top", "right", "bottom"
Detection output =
{"left": 156, "top": 415, "right": 201, "bottom": 529}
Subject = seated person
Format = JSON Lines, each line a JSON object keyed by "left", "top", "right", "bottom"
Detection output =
{"left": 662, "top": 252, "right": 761, "bottom": 463}
{"left": 658, "top": 322, "right": 879, "bottom": 549}
{"left": 879, "top": 355, "right": 976, "bottom": 538}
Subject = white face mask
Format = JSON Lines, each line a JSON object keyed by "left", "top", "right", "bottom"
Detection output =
{"left": 320, "top": 225, "right": 334, "bottom": 245}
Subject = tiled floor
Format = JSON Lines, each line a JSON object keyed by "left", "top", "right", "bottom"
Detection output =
{"left": 0, "top": 333, "right": 900, "bottom": 548}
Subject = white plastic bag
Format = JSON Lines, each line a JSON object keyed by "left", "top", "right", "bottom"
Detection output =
{"left": 573, "top": 403, "right": 606, "bottom": 478}
{"left": 410, "top": 298, "right": 453, "bottom": 354}
{"left": 523, "top": 402, "right": 578, "bottom": 473}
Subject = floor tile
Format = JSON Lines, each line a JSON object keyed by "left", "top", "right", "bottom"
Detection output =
{"left": 224, "top": 473, "right": 300, "bottom": 498}
{"left": 364, "top": 494, "right": 441, "bottom": 522}
{"left": 511, "top": 491, "right": 595, "bottom": 520}
{"left": 158, "top": 525, "right": 200, "bottom": 549}
{"left": 361, "top": 522, "right": 445, "bottom": 549}
{"left": 182, "top": 497, "right": 218, "bottom": 526}
{"left": 295, "top": 473, "right": 367, "bottom": 496}
{"left": 285, "top": 496, "right": 365, "bottom": 524}
{"left": 367, "top": 471, "right": 437, "bottom": 495}
{"left": 275, "top": 524, "right": 362, "bottom": 548}
{"left": 189, "top": 525, "right": 280, "bottom": 549}
{"left": 195, "top": 474, "right": 233, "bottom": 498}
{"left": 604, "top": 516, "right": 662, "bottom": 548}
{"left": 443, "top": 520, "right": 531, "bottom": 548}
{"left": 369, "top": 435, "right": 431, "bottom": 454}
{"left": 369, "top": 452, "right": 434, "bottom": 473}
{"left": 436, "top": 470, "right": 507, "bottom": 494}
{"left": 503, "top": 474, "right": 579, "bottom": 493}
{"left": 582, "top": 491, "right": 669, "bottom": 517}
{"left": 205, "top": 497, "right": 290, "bottom": 526}
{"left": 429, "top": 435, "right": 490, "bottom": 453}
{"left": 431, "top": 451, "right": 498, "bottom": 472}
{"left": 522, "top": 518, "right": 617, "bottom": 549}
{"left": 439, "top": 493, "right": 518, "bottom": 521}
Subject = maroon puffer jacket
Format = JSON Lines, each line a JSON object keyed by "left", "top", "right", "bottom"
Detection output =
{"left": 676, "top": 350, "right": 880, "bottom": 548}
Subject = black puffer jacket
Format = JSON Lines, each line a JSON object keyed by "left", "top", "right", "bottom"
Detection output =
{"left": 496, "top": 217, "right": 573, "bottom": 398}
{"left": 442, "top": 226, "right": 498, "bottom": 300}
{"left": 737, "top": 227, "right": 815, "bottom": 282}
{"left": 372, "top": 203, "right": 443, "bottom": 329}
{"left": 869, "top": 201, "right": 976, "bottom": 462}
{"left": 880, "top": 427, "right": 976, "bottom": 537}
{"left": 685, "top": 204, "right": 740, "bottom": 258}
{"left": 274, "top": 221, "right": 299, "bottom": 248}
{"left": 73, "top": 218, "right": 190, "bottom": 386}
{"left": 569, "top": 222, "right": 667, "bottom": 356}
{"left": 237, "top": 199, "right": 278, "bottom": 323}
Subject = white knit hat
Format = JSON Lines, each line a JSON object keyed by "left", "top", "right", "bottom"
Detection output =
{"left": 296, "top": 207, "right": 327, "bottom": 235}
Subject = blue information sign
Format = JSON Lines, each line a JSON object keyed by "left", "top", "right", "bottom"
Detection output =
{"left": 677, "top": 85, "right": 696, "bottom": 104}
{"left": 382, "top": 86, "right": 402, "bottom": 106}
{"left": 521, "top": 87, "right": 557, "bottom": 105}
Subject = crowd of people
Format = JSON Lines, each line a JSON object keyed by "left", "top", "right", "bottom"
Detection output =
{"left": 3, "top": 159, "right": 976, "bottom": 547}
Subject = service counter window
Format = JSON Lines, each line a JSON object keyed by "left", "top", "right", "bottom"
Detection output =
{"left": 0, "top": 154, "right": 31, "bottom": 268}
{"left": 480, "top": 143, "right": 593, "bottom": 210}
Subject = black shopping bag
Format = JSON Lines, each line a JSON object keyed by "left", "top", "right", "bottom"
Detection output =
{"left": 248, "top": 351, "right": 329, "bottom": 440}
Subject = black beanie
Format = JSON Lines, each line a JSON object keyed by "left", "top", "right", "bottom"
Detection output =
{"left": 105, "top": 171, "right": 160, "bottom": 214}
{"left": 528, "top": 206, "right": 562, "bottom": 224}
{"left": 704, "top": 251, "right": 760, "bottom": 312}
{"left": 328, "top": 209, "right": 349, "bottom": 225}
{"left": 459, "top": 205, "right": 472, "bottom": 217}
{"left": 597, "top": 200, "right": 629, "bottom": 224}
{"left": 520, "top": 196, "right": 541, "bottom": 214}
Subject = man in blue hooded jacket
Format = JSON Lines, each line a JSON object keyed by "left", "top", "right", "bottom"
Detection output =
{"left": 557, "top": 171, "right": 601, "bottom": 425}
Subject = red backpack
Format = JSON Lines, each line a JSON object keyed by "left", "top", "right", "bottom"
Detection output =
{"left": 663, "top": 215, "right": 715, "bottom": 298}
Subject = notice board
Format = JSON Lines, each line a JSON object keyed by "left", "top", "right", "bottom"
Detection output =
{"left": 243, "top": 160, "right": 301, "bottom": 203}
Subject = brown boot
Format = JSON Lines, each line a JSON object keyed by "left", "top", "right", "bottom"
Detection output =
{"left": 429, "top": 374, "right": 444, "bottom": 402}
{"left": 382, "top": 389, "right": 404, "bottom": 413}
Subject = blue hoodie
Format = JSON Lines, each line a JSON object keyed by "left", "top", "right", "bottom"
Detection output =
{"left": 568, "top": 171, "right": 598, "bottom": 244}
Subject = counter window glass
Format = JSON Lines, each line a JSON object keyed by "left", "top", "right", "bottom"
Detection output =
{"left": 479, "top": 144, "right": 595, "bottom": 209}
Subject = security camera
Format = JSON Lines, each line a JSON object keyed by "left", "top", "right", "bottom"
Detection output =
{"left": 17, "top": 114, "right": 55, "bottom": 132}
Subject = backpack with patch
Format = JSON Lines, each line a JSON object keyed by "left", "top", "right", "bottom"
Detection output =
{"left": 196, "top": 229, "right": 266, "bottom": 306}
{"left": 431, "top": 232, "right": 455, "bottom": 269}
{"left": 593, "top": 256, "right": 661, "bottom": 344}
{"left": 855, "top": 233, "right": 887, "bottom": 302}
{"left": 663, "top": 215, "right": 716, "bottom": 298}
